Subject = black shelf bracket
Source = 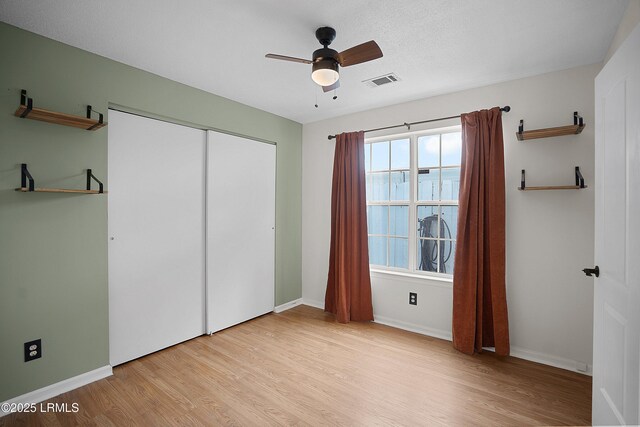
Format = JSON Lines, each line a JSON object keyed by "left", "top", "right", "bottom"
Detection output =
{"left": 575, "top": 166, "right": 585, "bottom": 188}
{"left": 19, "top": 90, "right": 33, "bottom": 118}
{"left": 20, "top": 163, "right": 35, "bottom": 191}
{"left": 520, "top": 169, "right": 526, "bottom": 190}
{"left": 86, "top": 169, "right": 104, "bottom": 193}
{"left": 86, "top": 105, "right": 104, "bottom": 131}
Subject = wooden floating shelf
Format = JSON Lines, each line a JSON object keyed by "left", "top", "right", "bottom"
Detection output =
{"left": 15, "top": 187, "right": 105, "bottom": 194}
{"left": 17, "top": 164, "right": 105, "bottom": 195}
{"left": 516, "top": 111, "right": 585, "bottom": 141}
{"left": 14, "top": 89, "right": 106, "bottom": 131}
{"left": 518, "top": 166, "right": 587, "bottom": 191}
{"left": 518, "top": 185, "right": 587, "bottom": 191}
{"left": 14, "top": 105, "right": 106, "bottom": 131}
{"left": 516, "top": 124, "right": 585, "bottom": 141}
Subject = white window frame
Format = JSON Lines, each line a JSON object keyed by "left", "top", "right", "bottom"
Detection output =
{"left": 365, "top": 125, "right": 461, "bottom": 280}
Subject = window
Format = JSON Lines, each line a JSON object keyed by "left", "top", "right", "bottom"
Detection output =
{"left": 365, "top": 128, "right": 461, "bottom": 277}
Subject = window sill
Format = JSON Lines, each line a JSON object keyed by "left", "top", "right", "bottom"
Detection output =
{"left": 369, "top": 268, "right": 453, "bottom": 286}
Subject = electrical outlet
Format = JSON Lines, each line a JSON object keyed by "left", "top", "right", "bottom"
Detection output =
{"left": 409, "top": 292, "right": 417, "bottom": 305}
{"left": 24, "top": 339, "right": 42, "bottom": 362}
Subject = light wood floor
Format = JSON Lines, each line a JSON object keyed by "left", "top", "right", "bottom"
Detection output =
{"left": 2, "top": 305, "right": 591, "bottom": 426}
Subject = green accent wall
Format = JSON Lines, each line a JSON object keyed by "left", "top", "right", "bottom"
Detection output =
{"left": 0, "top": 22, "right": 302, "bottom": 401}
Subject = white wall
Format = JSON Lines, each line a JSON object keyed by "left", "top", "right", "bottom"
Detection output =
{"left": 605, "top": 0, "right": 640, "bottom": 63}
{"left": 302, "top": 63, "right": 599, "bottom": 373}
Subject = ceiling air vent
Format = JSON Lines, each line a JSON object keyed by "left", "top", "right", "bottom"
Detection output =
{"left": 363, "top": 73, "right": 401, "bottom": 88}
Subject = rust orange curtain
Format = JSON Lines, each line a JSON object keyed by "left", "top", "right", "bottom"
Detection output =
{"left": 452, "top": 107, "right": 510, "bottom": 356}
{"left": 325, "top": 131, "right": 374, "bottom": 323}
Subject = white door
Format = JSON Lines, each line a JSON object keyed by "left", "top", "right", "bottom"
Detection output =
{"left": 592, "top": 23, "right": 640, "bottom": 425}
{"left": 206, "top": 131, "right": 276, "bottom": 333}
{"left": 108, "top": 110, "right": 206, "bottom": 366}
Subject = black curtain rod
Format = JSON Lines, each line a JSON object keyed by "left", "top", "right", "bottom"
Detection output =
{"left": 327, "top": 106, "right": 511, "bottom": 140}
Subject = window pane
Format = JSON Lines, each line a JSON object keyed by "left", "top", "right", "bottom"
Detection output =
{"left": 368, "top": 236, "right": 387, "bottom": 266}
{"left": 367, "top": 205, "right": 388, "bottom": 235}
{"left": 389, "top": 237, "right": 408, "bottom": 269}
{"left": 371, "top": 141, "right": 389, "bottom": 171}
{"left": 441, "top": 167, "right": 460, "bottom": 200}
{"left": 368, "top": 172, "right": 389, "bottom": 201}
{"left": 418, "top": 135, "right": 439, "bottom": 168}
{"left": 364, "top": 143, "right": 371, "bottom": 172}
{"left": 441, "top": 132, "right": 462, "bottom": 166}
{"left": 417, "top": 238, "right": 439, "bottom": 272}
{"left": 417, "top": 169, "right": 440, "bottom": 201}
{"left": 440, "top": 206, "right": 458, "bottom": 240}
{"left": 366, "top": 129, "right": 460, "bottom": 275}
{"left": 389, "top": 205, "right": 408, "bottom": 237}
{"left": 417, "top": 205, "right": 440, "bottom": 239}
{"left": 391, "top": 138, "right": 410, "bottom": 169}
{"left": 441, "top": 240, "right": 456, "bottom": 275}
{"left": 390, "top": 171, "right": 410, "bottom": 200}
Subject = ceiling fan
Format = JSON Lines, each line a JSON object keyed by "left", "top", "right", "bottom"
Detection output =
{"left": 265, "top": 27, "right": 383, "bottom": 92}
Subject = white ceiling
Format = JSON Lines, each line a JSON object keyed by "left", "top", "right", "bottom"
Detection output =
{"left": 0, "top": 0, "right": 629, "bottom": 124}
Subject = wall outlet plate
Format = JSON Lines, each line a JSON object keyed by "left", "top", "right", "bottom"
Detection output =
{"left": 24, "top": 338, "right": 42, "bottom": 362}
{"left": 409, "top": 292, "right": 417, "bottom": 305}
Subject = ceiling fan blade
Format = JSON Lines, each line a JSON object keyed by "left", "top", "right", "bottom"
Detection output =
{"left": 322, "top": 80, "right": 340, "bottom": 93}
{"left": 265, "top": 54, "right": 312, "bottom": 64}
{"left": 337, "top": 40, "right": 383, "bottom": 67}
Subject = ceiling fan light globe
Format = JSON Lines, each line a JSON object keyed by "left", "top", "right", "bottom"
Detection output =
{"left": 311, "top": 59, "right": 339, "bottom": 86}
{"left": 312, "top": 69, "right": 339, "bottom": 86}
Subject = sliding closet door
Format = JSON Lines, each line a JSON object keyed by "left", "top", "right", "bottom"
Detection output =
{"left": 207, "top": 131, "right": 276, "bottom": 333}
{"left": 108, "top": 110, "right": 206, "bottom": 366}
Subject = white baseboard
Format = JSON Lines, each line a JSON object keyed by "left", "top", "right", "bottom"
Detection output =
{"left": 301, "top": 298, "right": 324, "bottom": 309}
{"left": 296, "top": 300, "right": 592, "bottom": 375}
{"left": 374, "top": 318, "right": 591, "bottom": 375}
{"left": 373, "top": 315, "right": 453, "bottom": 342}
{"left": 510, "top": 346, "right": 592, "bottom": 375}
{"left": 1, "top": 365, "right": 112, "bottom": 417}
{"left": 273, "top": 298, "right": 303, "bottom": 313}
{"left": 300, "top": 301, "right": 452, "bottom": 341}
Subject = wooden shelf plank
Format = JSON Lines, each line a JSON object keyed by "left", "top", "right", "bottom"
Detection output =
{"left": 518, "top": 185, "right": 587, "bottom": 191}
{"left": 14, "top": 105, "right": 107, "bottom": 131}
{"left": 516, "top": 124, "right": 585, "bottom": 141}
{"left": 15, "top": 187, "right": 106, "bottom": 194}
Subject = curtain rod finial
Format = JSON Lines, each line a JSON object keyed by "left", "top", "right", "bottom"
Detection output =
{"left": 328, "top": 135, "right": 335, "bottom": 140}
{"left": 502, "top": 106, "right": 511, "bottom": 113}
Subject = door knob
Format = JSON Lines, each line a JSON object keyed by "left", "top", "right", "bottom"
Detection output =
{"left": 583, "top": 266, "right": 599, "bottom": 277}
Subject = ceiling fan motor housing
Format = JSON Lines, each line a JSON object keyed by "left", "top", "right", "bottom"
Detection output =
{"left": 315, "top": 26, "right": 336, "bottom": 46}
{"left": 312, "top": 47, "right": 339, "bottom": 63}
